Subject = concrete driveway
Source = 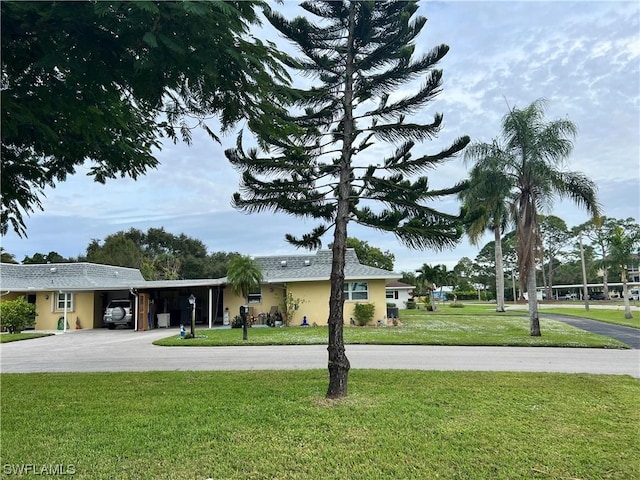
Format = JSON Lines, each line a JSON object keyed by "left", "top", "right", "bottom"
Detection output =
{"left": 1, "top": 328, "right": 638, "bottom": 378}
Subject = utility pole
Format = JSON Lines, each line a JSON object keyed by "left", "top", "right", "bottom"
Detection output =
{"left": 579, "top": 234, "right": 590, "bottom": 311}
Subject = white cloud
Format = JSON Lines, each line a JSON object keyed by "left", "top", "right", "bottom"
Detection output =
{"left": 3, "top": 1, "right": 639, "bottom": 273}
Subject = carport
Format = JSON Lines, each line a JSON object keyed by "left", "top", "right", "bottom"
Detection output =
{"left": 135, "top": 279, "right": 226, "bottom": 330}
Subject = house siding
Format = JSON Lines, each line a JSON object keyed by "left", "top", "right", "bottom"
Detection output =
{"left": 34, "top": 291, "right": 96, "bottom": 330}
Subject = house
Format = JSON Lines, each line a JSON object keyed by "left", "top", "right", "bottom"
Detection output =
{"left": 0, "top": 249, "right": 400, "bottom": 331}
{"left": 385, "top": 281, "right": 414, "bottom": 308}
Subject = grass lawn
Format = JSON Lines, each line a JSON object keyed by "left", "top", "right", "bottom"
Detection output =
{"left": 1, "top": 371, "right": 637, "bottom": 480}
{"left": 540, "top": 307, "right": 640, "bottom": 329}
{"left": 155, "top": 308, "right": 628, "bottom": 348}
{"left": 0, "top": 332, "right": 54, "bottom": 343}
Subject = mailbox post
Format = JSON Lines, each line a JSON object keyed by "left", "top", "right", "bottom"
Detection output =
{"left": 188, "top": 294, "right": 196, "bottom": 338}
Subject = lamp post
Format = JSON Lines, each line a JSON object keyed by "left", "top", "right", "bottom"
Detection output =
{"left": 188, "top": 294, "right": 196, "bottom": 338}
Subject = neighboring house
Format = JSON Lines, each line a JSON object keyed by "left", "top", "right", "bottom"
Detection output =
{"left": 0, "top": 263, "right": 145, "bottom": 330}
{"left": 0, "top": 249, "right": 399, "bottom": 331}
{"left": 385, "top": 281, "right": 414, "bottom": 308}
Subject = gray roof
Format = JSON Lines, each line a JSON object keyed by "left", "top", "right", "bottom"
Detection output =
{"left": 1, "top": 262, "right": 145, "bottom": 292}
{"left": 253, "top": 249, "right": 400, "bottom": 283}
{"left": 0, "top": 249, "right": 399, "bottom": 292}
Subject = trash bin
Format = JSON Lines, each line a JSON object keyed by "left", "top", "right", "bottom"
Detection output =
{"left": 57, "top": 317, "right": 70, "bottom": 330}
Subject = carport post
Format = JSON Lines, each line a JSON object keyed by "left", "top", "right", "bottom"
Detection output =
{"left": 208, "top": 288, "right": 213, "bottom": 329}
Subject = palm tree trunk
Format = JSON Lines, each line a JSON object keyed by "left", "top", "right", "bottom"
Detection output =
{"left": 494, "top": 228, "right": 505, "bottom": 312}
{"left": 527, "top": 266, "right": 541, "bottom": 336}
{"left": 621, "top": 268, "right": 633, "bottom": 319}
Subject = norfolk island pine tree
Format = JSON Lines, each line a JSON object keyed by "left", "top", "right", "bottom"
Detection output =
{"left": 226, "top": 1, "right": 470, "bottom": 398}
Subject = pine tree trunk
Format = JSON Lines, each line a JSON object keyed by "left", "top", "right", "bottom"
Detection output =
{"left": 326, "top": 2, "right": 355, "bottom": 399}
{"left": 527, "top": 266, "right": 541, "bottom": 336}
{"left": 494, "top": 227, "right": 505, "bottom": 312}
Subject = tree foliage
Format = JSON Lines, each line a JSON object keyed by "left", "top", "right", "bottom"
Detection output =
{"left": 1, "top": 0, "right": 291, "bottom": 237}
{"left": 0, "top": 296, "right": 36, "bottom": 333}
{"left": 226, "top": 0, "right": 468, "bottom": 398}
{"left": 464, "top": 99, "right": 600, "bottom": 335}
{"left": 84, "top": 227, "right": 237, "bottom": 280}
{"left": 226, "top": 255, "right": 263, "bottom": 340}
{"left": 329, "top": 237, "right": 395, "bottom": 271}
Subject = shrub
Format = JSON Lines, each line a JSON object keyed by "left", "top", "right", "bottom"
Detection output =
{"left": 353, "top": 303, "right": 375, "bottom": 326}
{"left": 449, "top": 302, "right": 465, "bottom": 308}
{"left": 0, "top": 296, "right": 36, "bottom": 333}
{"left": 406, "top": 300, "right": 416, "bottom": 309}
{"left": 386, "top": 302, "right": 396, "bottom": 307}
{"left": 231, "top": 315, "right": 243, "bottom": 328}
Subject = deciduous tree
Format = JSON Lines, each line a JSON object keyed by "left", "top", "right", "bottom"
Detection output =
{"left": 1, "top": 0, "right": 290, "bottom": 236}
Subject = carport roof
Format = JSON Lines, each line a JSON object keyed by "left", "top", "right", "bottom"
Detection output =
{"left": 1, "top": 262, "right": 145, "bottom": 292}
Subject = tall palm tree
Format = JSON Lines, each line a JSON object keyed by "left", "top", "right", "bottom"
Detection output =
{"left": 460, "top": 159, "right": 512, "bottom": 312}
{"left": 226, "top": 255, "right": 263, "bottom": 341}
{"left": 416, "top": 263, "right": 439, "bottom": 310}
{"left": 465, "top": 99, "right": 600, "bottom": 335}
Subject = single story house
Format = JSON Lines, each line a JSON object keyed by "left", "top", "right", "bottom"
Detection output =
{"left": 0, "top": 249, "right": 400, "bottom": 331}
{"left": 385, "top": 281, "right": 414, "bottom": 308}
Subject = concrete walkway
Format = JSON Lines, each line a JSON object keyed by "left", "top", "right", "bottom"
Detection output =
{"left": 1, "top": 328, "right": 638, "bottom": 378}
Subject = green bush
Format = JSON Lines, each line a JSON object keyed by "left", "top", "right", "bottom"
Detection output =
{"left": 0, "top": 296, "right": 36, "bottom": 333}
{"left": 449, "top": 302, "right": 465, "bottom": 308}
{"left": 406, "top": 300, "right": 416, "bottom": 309}
{"left": 353, "top": 303, "right": 375, "bottom": 326}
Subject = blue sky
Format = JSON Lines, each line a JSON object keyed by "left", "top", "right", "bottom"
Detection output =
{"left": 2, "top": 1, "right": 639, "bottom": 273}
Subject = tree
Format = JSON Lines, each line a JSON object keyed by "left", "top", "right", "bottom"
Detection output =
{"left": 22, "top": 251, "right": 70, "bottom": 264}
{"left": 464, "top": 99, "right": 600, "bottom": 335}
{"left": 608, "top": 226, "right": 640, "bottom": 319}
{"left": 226, "top": 255, "right": 263, "bottom": 341}
{"left": 0, "top": 296, "right": 36, "bottom": 333}
{"left": 459, "top": 164, "right": 512, "bottom": 311}
{"left": 329, "top": 238, "right": 395, "bottom": 271}
{"left": 416, "top": 263, "right": 441, "bottom": 309}
{"left": 1, "top": 1, "right": 291, "bottom": 237}
{"left": 539, "top": 215, "right": 570, "bottom": 299}
{"left": 575, "top": 216, "right": 639, "bottom": 298}
{"left": 226, "top": 1, "right": 469, "bottom": 398}
{"left": 0, "top": 248, "right": 18, "bottom": 264}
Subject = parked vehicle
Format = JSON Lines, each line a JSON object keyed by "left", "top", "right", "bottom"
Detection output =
{"left": 630, "top": 287, "right": 640, "bottom": 301}
{"left": 589, "top": 292, "right": 606, "bottom": 301}
{"left": 103, "top": 299, "right": 133, "bottom": 329}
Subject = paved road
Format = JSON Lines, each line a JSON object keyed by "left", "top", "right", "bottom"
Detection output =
{"left": 1, "top": 328, "right": 638, "bottom": 378}
{"left": 541, "top": 313, "right": 640, "bottom": 349}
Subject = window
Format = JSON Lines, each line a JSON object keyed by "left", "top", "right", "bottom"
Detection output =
{"left": 344, "top": 282, "right": 369, "bottom": 301}
{"left": 248, "top": 286, "right": 262, "bottom": 304}
{"left": 386, "top": 291, "right": 395, "bottom": 299}
{"left": 55, "top": 292, "right": 74, "bottom": 312}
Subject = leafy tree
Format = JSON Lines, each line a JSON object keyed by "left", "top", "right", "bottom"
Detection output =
{"left": 464, "top": 99, "right": 599, "bottom": 335}
{"left": 0, "top": 248, "right": 18, "bottom": 264}
{"left": 539, "top": 215, "right": 570, "bottom": 299}
{"left": 574, "top": 217, "right": 639, "bottom": 298}
{"left": 459, "top": 165, "right": 512, "bottom": 311}
{"left": 1, "top": 0, "right": 291, "bottom": 237}
{"left": 0, "top": 296, "right": 36, "bottom": 333}
{"left": 226, "top": 255, "right": 263, "bottom": 341}
{"left": 416, "top": 263, "right": 442, "bottom": 309}
{"left": 22, "top": 251, "right": 70, "bottom": 264}
{"left": 399, "top": 271, "right": 417, "bottom": 288}
{"left": 226, "top": 1, "right": 469, "bottom": 398}
{"left": 329, "top": 238, "right": 395, "bottom": 271}
{"left": 608, "top": 226, "right": 640, "bottom": 318}
{"left": 86, "top": 234, "right": 145, "bottom": 270}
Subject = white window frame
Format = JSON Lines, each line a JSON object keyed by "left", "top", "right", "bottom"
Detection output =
{"left": 344, "top": 282, "right": 369, "bottom": 301}
{"left": 54, "top": 292, "right": 74, "bottom": 312}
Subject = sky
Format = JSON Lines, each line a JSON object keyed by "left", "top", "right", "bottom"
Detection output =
{"left": 2, "top": 1, "right": 639, "bottom": 274}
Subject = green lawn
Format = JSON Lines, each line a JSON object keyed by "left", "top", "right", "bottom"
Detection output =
{"left": 0, "top": 332, "right": 54, "bottom": 343}
{"left": 1, "top": 371, "right": 637, "bottom": 480}
{"left": 155, "top": 308, "right": 628, "bottom": 348}
{"left": 540, "top": 307, "right": 640, "bottom": 329}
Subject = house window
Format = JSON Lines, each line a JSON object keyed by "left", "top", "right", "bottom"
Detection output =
{"left": 386, "top": 291, "right": 395, "bottom": 299}
{"left": 344, "top": 282, "right": 369, "bottom": 301}
{"left": 248, "top": 286, "right": 262, "bottom": 304}
{"left": 55, "top": 292, "right": 74, "bottom": 312}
